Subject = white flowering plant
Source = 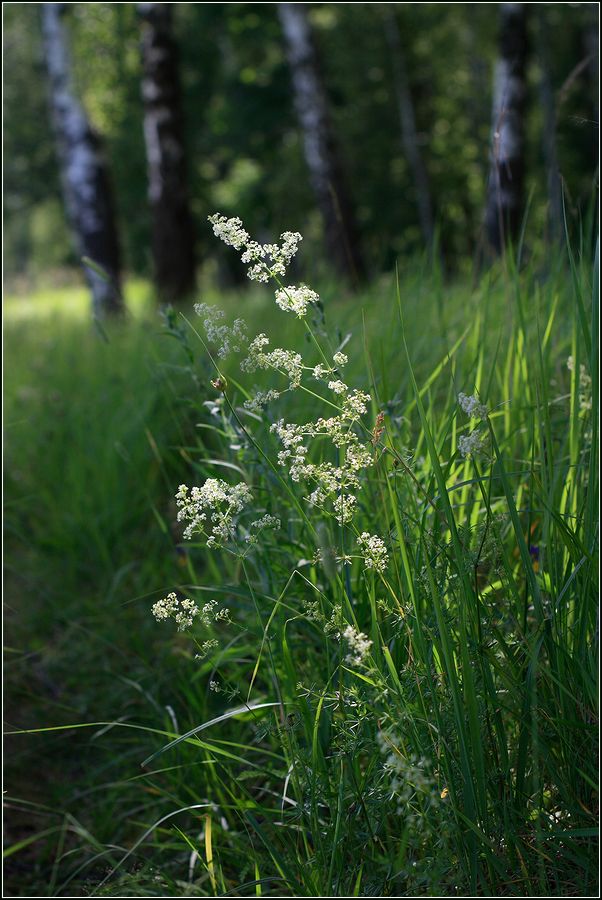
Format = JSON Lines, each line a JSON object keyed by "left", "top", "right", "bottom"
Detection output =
{"left": 155, "top": 216, "right": 399, "bottom": 685}
{"left": 142, "top": 214, "right": 597, "bottom": 897}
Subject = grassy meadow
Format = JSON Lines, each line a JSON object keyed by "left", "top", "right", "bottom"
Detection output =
{"left": 3, "top": 237, "right": 599, "bottom": 897}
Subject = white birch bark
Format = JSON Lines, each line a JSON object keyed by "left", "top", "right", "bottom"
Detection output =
{"left": 485, "top": 3, "right": 529, "bottom": 255}
{"left": 41, "top": 3, "right": 123, "bottom": 317}
{"left": 278, "top": 3, "right": 364, "bottom": 282}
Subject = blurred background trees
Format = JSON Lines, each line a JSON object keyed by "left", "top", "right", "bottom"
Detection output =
{"left": 382, "top": 5, "right": 435, "bottom": 254}
{"left": 41, "top": 3, "right": 124, "bottom": 316}
{"left": 3, "top": 2, "right": 599, "bottom": 304}
{"left": 138, "top": 2, "right": 196, "bottom": 303}
{"left": 484, "top": 3, "right": 529, "bottom": 255}
{"left": 278, "top": 2, "right": 365, "bottom": 282}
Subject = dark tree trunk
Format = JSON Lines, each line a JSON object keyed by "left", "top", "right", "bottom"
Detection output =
{"left": 277, "top": 3, "right": 364, "bottom": 283}
{"left": 583, "top": 5, "right": 599, "bottom": 166}
{"left": 41, "top": 3, "right": 123, "bottom": 317}
{"left": 383, "top": 9, "right": 435, "bottom": 253}
{"left": 484, "top": 3, "right": 529, "bottom": 255}
{"left": 536, "top": 8, "right": 563, "bottom": 243}
{"left": 138, "top": 3, "right": 196, "bottom": 304}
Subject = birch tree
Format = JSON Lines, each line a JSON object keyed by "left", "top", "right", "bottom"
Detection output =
{"left": 138, "top": 3, "right": 196, "bottom": 303}
{"left": 41, "top": 3, "right": 123, "bottom": 317}
{"left": 277, "top": 3, "right": 364, "bottom": 282}
{"left": 484, "top": 3, "right": 529, "bottom": 255}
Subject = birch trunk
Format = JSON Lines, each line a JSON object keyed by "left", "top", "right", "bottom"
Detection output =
{"left": 383, "top": 9, "right": 435, "bottom": 253}
{"left": 277, "top": 3, "right": 364, "bottom": 283}
{"left": 485, "top": 3, "right": 529, "bottom": 255}
{"left": 138, "top": 3, "right": 196, "bottom": 303}
{"left": 41, "top": 3, "right": 123, "bottom": 317}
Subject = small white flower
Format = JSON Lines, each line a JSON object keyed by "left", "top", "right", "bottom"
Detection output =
{"left": 275, "top": 284, "right": 319, "bottom": 317}
{"left": 458, "top": 392, "right": 487, "bottom": 420}
{"left": 328, "top": 379, "right": 348, "bottom": 395}
{"left": 341, "top": 624, "right": 372, "bottom": 666}
{"left": 241, "top": 336, "right": 303, "bottom": 389}
{"left": 458, "top": 431, "right": 485, "bottom": 458}
{"left": 377, "top": 728, "right": 439, "bottom": 808}
{"left": 333, "top": 351, "right": 348, "bottom": 367}
{"left": 194, "top": 303, "right": 248, "bottom": 358}
{"left": 245, "top": 514, "right": 281, "bottom": 543}
{"left": 195, "top": 639, "right": 219, "bottom": 659}
{"left": 209, "top": 213, "right": 302, "bottom": 283}
{"left": 243, "top": 389, "right": 281, "bottom": 412}
{"left": 346, "top": 443, "right": 373, "bottom": 471}
{"left": 208, "top": 214, "right": 249, "bottom": 250}
{"left": 176, "top": 479, "right": 252, "bottom": 546}
{"left": 357, "top": 531, "right": 389, "bottom": 573}
{"left": 342, "top": 390, "right": 370, "bottom": 418}
{"left": 152, "top": 593, "right": 200, "bottom": 631}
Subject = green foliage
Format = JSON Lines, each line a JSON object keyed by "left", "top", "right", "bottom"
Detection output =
{"left": 3, "top": 4, "right": 68, "bottom": 276}
{"left": 4, "top": 223, "right": 598, "bottom": 895}
{"left": 70, "top": 3, "right": 150, "bottom": 272}
{"left": 3, "top": 3, "right": 598, "bottom": 284}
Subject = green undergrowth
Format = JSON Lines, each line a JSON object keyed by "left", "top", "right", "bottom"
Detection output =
{"left": 3, "top": 241, "right": 598, "bottom": 897}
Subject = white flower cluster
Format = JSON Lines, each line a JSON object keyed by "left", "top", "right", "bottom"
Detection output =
{"left": 152, "top": 592, "right": 200, "bottom": 630}
{"left": 457, "top": 393, "right": 489, "bottom": 459}
{"left": 313, "top": 353, "right": 348, "bottom": 380}
{"left": 271, "top": 389, "right": 372, "bottom": 524}
{"left": 179, "top": 220, "right": 384, "bottom": 615}
{"left": 458, "top": 392, "right": 488, "bottom": 420}
{"left": 195, "top": 638, "right": 219, "bottom": 659}
{"left": 241, "top": 334, "right": 303, "bottom": 390}
{"left": 200, "top": 218, "right": 352, "bottom": 425}
{"left": 198, "top": 597, "right": 231, "bottom": 624}
{"left": 357, "top": 531, "right": 389, "bottom": 574}
{"left": 567, "top": 356, "right": 592, "bottom": 412}
{"left": 245, "top": 514, "right": 281, "bottom": 544}
{"left": 458, "top": 431, "right": 485, "bottom": 459}
{"left": 176, "top": 479, "right": 252, "bottom": 547}
{"left": 194, "top": 302, "right": 248, "bottom": 359}
{"left": 208, "top": 213, "right": 302, "bottom": 283}
{"left": 152, "top": 593, "right": 231, "bottom": 632}
{"left": 243, "top": 389, "right": 281, "bottom": 412}
{"left": 341, "top": 624, "right": 373, "bottom": 667}
{"left": 275, "top": 284, "right": 319, "bottom": 318}
{"left": 377, "top": 729, "right": 438, "bottom": 809}
{"left": 207, "top": 214, "right": 249, "bottom": 250}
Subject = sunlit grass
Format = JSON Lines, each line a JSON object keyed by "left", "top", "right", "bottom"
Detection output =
{"left": 3, "top": 275, "right": 159, "bottom": 322}
{"left": 4, "top": 243, "right": 598, "bottom": 897}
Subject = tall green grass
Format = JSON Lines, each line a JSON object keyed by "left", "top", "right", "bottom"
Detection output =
{"left": 4, "top": 242, "right": 598, "bottom": 897}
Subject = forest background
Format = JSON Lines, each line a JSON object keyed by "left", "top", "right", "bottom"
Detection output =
{"left": 3, "top": 3, "right": 599, "bottom": 898}
{"left": 4, "top": 2, "right": 599, "bottom": 299}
